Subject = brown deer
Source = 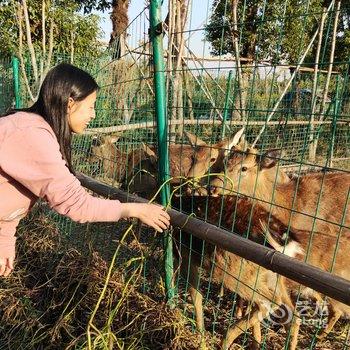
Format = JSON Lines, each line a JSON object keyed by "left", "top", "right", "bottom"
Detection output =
{"left": 174, "top": 192, "right": 350, "bottom": 348}
{"left": 184, "top": 127, "right": 245, "bottom": 180}
{"left": 141, "top": 128, "right": 245, "bottom": 184}
{"left": 210, "top": 145, "right": 350, "bottom": 237}
{"left": 172, "top": 195, "right": 300, "bottom": 349}
{"left": 89, "top": 130, "right": 245, "bottom": 198}
{"left": 265, "top": 220, "right": 350, "bottom": 340}
{"left": 89, "top": 134, "right": 149, "bottom": 184}
{"left": 186, "top": 131, "right": 291, "bottom": 195}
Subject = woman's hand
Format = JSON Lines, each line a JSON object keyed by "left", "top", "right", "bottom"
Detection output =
{"left": 120, "top": 203, "right": 171, "bottom": 232}
{"left": 0, "top": 257, "right": 14, "bottom": 277}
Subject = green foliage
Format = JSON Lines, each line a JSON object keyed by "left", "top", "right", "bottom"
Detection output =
{"left": 0, "top": 2, "right": 18, "bottom": 57}
{"left": 71, "top": 0, "right": 112, "bottom": 14}
{"left": 205, "top": 0, "right": 350, "bottom": 70}
{"left": 0, "top": 0, "right": 104, "bottom": 59}
{"left": 51, "top": 2, "right": 103, "bottom": 58}
{"left": 281, "top": 0, "right": 323, "bottom": 63}
{"left": 205, "top": 0, "right": 291, "bottom": 60}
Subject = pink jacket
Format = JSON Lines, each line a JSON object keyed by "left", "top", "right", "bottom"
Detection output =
{"left": 0, "top": 112, "right": 122, "bottom": 258}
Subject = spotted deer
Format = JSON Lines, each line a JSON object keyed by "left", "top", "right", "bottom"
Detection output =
{"left": 89, "top": 134, "right": 148, "bottom": 184}
{"left": 209, "top": 144, "right": 350, "bottom": 237}
{"left": 186, "top": 131, "right": 290, "bottom": 195}
{"left": 183, "top": 127, "right": 245, "bottom": 180}
{"left": 88, "top": 130, "right": 245, "bottom": 203}
{"left": 174, "top": 191, "right": 350, "bottom": 348}
{"left": 265, "top": 220, "right": 350, "bottom": 339}
{"left": 90, "top": 129, "right": 245, "bottom": 189}
{"left": 172, "top": 195, "right": 301, "bottom": 349}
{"left": 140, "top": 128, "right": 245, "bottom": 184}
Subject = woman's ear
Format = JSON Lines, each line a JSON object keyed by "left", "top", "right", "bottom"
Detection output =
{"left": 67, "top": 97, "right": 75, "bottom": 112}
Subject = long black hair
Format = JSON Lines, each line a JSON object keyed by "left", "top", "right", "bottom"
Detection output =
{"left": 3, "top": 63, "right": 99, "bottom": 172}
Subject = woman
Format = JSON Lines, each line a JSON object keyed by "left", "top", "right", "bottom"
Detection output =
{"left": 0, "top": 63, "right": 170, "bottom": 277}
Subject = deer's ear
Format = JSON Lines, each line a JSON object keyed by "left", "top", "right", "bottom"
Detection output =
{"left": 235, "top": 133, "right": 247, "bottom": 152}
{"left": 258, "top": 149, "right": 282, "bottom": 169}
{"left": 142, "top": 143, "right": 157, "bottom": 158}
{"left": 218, "top": 127, "right": 245, "bottom": 156}
{"left": 105, "top": 134, "right": 121, "bottom": 144}
{"left": 183, "top": 131, "right": 207, "bottom": 147}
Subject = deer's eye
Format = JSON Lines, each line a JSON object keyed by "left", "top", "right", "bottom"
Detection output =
{"left": 241, "top": 166, "right": 248, "bottom": 172}
{"left": 210, "top": 158, "right": 216, "bottom": 162}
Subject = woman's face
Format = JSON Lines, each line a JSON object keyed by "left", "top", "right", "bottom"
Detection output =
{"left": 67, "top": 91, "right": 97, "bottom": 134}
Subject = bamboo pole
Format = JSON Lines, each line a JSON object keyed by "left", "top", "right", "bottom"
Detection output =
{"left": 309, "top": 8, "right": 327, "bottom": 161}
{"left": 310, "top": 0, "right": 341, "bottom": 161}
{"left": 83, "top": 119, "right": 349, "bottom": 135}
{"left": 251, "top": 1, "right": 336, "bottom": 148}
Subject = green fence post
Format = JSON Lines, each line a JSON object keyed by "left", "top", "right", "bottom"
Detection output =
{"left": 221, "top": 70, "right": 233, "bottom": 138}
{"left": 12, "top": 56, "right": 21, "bottom": 108}
{"left": 149, "top": 0, "right": 175, "bottom": 305}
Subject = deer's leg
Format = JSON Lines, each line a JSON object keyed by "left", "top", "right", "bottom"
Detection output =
{"left": 187, "top": 268, "right": 207, "bottom": 350}
{"left": 188, "top": 284, "right": 204, "bottom": 332}
{"left": 218, "top": 284, "right": 225, "bottom": 299}
{"left": 288, "top": 318, "right": 300, "bottom": 350}
{"left": 249, "top": 302, "right": 261, "bottom": 347}
{"left": 178, "top": 253, "right": 205, "bottom": 332}
{"left": 177, "top": 249, "right": 207, "bottom": 349}
{"left": 279, "top": 304, "right": 300, "bottom": 350}
{"left": 183, "top": 259, "right": 205, "bottom": 331}
{"left": 252, "top": 320, "right": 262, "bottom": 344}
{"left": 278, "top": 282, "right": 300, "bottom": 350}
{"left": 317, "top": 305, "right": 341, "bottom": 339}
{"left": 235, "top": 297, "right": 245, "bottom": 318}
{"left": 221, "top": 304, "right": 269, "bottom": 350}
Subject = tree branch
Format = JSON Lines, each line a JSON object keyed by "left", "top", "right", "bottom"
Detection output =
{"left": 16, "top": 2, "right": 35, "bottom": 102}
{"left": 22, "top": 0, "right": 39, "bottom": 83}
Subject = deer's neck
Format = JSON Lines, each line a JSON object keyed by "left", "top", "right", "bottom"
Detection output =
{"left": 254, "top": 173, "right": 295, "bottom": 215}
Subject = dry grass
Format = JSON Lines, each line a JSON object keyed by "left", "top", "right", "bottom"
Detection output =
{"left": 1, "top": 206, "right": 349, "bottom": 349}
{"left": 0, "top": 207, "right": 202, "bottom": 350}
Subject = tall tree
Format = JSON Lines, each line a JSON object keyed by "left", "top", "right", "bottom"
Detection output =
{"left": 69, "top": 0, "right": 131, "bottom": 59}
{"left": 205, "top": 0, "right": 350, "bottom": 69}
{"left": 109, "top": 0, "right": 129, "bottom": 59}
{"left": 0, "top": 0, "right": 103, "bottom": 58}
{"left": 0, "top": 0, "right": 103, "bottom": 102}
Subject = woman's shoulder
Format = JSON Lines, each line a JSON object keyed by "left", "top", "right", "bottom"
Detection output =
{"left": 0, "top": 111, "right": 54, "bottom": 136}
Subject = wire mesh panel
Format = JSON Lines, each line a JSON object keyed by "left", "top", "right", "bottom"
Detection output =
{"left": 71, "top": 1, "right": 350, "bottom": 349}
{"left": 0, "top": 57, "right": 15, "bottom": 114}
{"left": 144, "top": 0, "right": 350, "bottom": 349}
{"left": 2, "top": 1, "right": 350, "bottom": 349}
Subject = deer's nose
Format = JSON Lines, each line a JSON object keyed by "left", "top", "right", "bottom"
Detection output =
{"left": 91, "top": 137, "right": 101, "bottom": 147}
{"left": 209, "top": 185, "right": 219, "bottom": 196}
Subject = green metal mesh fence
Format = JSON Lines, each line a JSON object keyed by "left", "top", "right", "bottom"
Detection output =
{"left": 1, "top": 0, "right": 350, "bottom": 348}
{"left": 0, "top": 57, "right": 15, "bottom": 114}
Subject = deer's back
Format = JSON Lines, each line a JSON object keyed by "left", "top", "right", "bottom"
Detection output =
{"left": 275, "top": 172, "right": 350, "bottom": 234}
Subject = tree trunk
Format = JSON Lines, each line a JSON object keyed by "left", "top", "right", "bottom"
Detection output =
{"left": 110, "top": 0, "right": 129, "bottom": 60}
{"left": 168, "top": 0, "right": 188, "bottom": 141}
{"left": 230, "top": 0, "right": 247, "bottom": 121}
{"left": 16, "top": 1, "right": 53, "bottom": 102}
